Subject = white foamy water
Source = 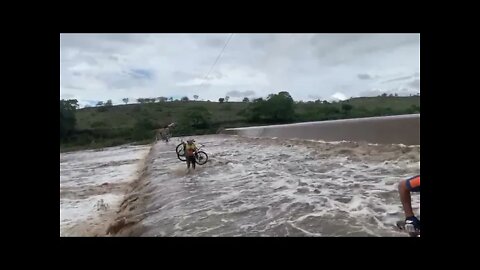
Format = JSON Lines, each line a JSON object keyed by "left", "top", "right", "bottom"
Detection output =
{"left": 60, "top": 144, "right": 150, "bottom": 236}
{"left": 112, "top": 135, "right": 420, "bottom": 237}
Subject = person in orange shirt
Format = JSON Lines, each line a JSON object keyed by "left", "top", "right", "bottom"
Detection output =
{"left": 184, "top": 139, "right": 198, "bottom": 170}
{"left": 398, "top": 175, "right": 420, "bottom": 234}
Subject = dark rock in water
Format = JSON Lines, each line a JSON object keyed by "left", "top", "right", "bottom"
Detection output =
{"left": 274, "top": 186, "right": 289, "bottom": 191}
{"left": 298, "top": 181, "right": 308, "bottom": 186}
{"left": 335, "top": 197, "right": 352, "bottom": 203}
{"left": 338, "top": 149, "right": 352, "bottom": 155}
{"left": 296, "top": 187, "right": 309, "bottom": 193}
{"left": 314, "top": 189, "right": 321, "bottom": 194}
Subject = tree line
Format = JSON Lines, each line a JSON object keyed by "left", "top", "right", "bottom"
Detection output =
{"left": 61, "top": 91, "right": 419, "bottom": 151}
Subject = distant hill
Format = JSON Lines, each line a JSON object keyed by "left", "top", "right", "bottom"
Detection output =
{"left": 61, "top": 96, "right": 420, "bottom": 152}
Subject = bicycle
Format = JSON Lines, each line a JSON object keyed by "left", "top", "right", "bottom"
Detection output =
{"left": 176, "top": 140, "right": 208, "bottom": 165}
{"left": 155, "top": 129, "right": 171, "bottom": 143}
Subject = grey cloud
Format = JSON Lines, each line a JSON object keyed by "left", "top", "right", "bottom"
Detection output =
{"left": 60, "top": 34, "right": 419, "bottom": 105}
{"left": 215, "top": 72, "right": 223, "bottom": 79}
{"left": 357, "top": 74, "right": 372, "bottom": 80}
{"left": 408, "top": 79, "right": 420, "bottom": 89}
{"left": 107, "top": 77, "right": 140, "bottom": 89}
{"left": 62, "top": 82, "right": 85, "bottom": 90}
{"left": 359, "top": 87, "right": 417, "bottom": 97}
{"left": 311, "top": 34, "right": 419, "bottom": 65}
{"left": 307, "top": 94, "right": 322, "bottom": 100}
{"left": 60, "top": 34, "right": 147, "bottom": 54}
{"left": 310, "top": 34, "right": 364, "bottom": 62}
{"left": 61, "top": 93, "right": 75, "bottom": 99}
{"left": 249, "top": 34, "right": 277, "bottom": 49}
{"left": 310, "top": 34, "right": 361, "bottom": 48}
{"left": 108, "top": 55, "right": 119, "bottom": 62}
{"left": 173, "top": 71, "right": 197, "bottom": 81}
{"left": 382, "top": 75, "right": 413, "bottom": 84}
{"left": 226, "top": 90, "right": 256, "bottom": 97}
{"left": 205, "top": 37, "right": 225, "bottom": 48}
{"left": 85, "top": 56, "right": 98, "bottom": 65}
{"left": 201, "top": 72, "right": 224, "bottom": 81}
{"left": 61, "top": 33, "right": 146, "bottom": 46}
{"left": 96, "top": 71, "right": 149, "bottom": 90}
{"left": 99, "top": 34, "right": 147, "bottom": 43}
{"left": 358, "top": 90, "right": 382, "bottom": 97}
{"left": 127, "top": 69, "right": 153, "bottom": 80}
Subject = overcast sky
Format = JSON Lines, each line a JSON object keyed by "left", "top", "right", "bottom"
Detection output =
{"left": 60, "top": 33, "right": 420, "bottom": 107}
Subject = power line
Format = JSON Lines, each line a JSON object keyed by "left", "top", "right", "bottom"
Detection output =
{"left": 200, "top": 33, "right": 234, "bottom": 88}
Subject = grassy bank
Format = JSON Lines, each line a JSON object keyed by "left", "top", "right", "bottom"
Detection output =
{"left": 61, "top": 96, "right": 420, "bottom": 152}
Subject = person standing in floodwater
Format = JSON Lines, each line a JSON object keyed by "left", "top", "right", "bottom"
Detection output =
{"left": 184, "top": 139, "right": 198, "bottom": 170}
{"left": 398, "top": 175, "right": 420, "bottom": 235}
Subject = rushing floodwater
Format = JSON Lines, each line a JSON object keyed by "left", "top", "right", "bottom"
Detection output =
{"left": 70, "top": 134, "right": 420, "bottom": 237}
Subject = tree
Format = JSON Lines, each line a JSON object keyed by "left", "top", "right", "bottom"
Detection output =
{"left": 180, "top": 106, "right": 212, "bottom": 129}
{"left": 60, "top": 99, "right": 77, "bottom": 141}
{"left": 96, "top": 101, "right": 104, "bottom": 107}
{"left": 225, "top": 96, "right": 230, "bottom": 102}
{"left": 105, "top": 100, "right": 113, "bottom": 107}
{"left": 265, "top": 92, "right": 295, "bottom": 122}
{"left": 169, "top": 97, "right": 173, "bottom": 102}
{"left": 409, "top": 104, "right": 420, "bottom": 113}
{"left": 133, "top": 118, "right": 155, "bottom": 140}
{"left": 193, "top": 95, "right": 199, "bottom": 101}
{"left": 181, "top": 96, "right": 189, "bottom": 102}
{"left": 322, "top": 100, "right": 330, "bottom": 105}
{"left": 157, "top": 97, "right": 168, "bottom": 102}
{"left": 243, "top": 97, "right": 250, "bottom": 102}
{"left": 278, "top": 91, "right": 292, "bottom": 99}
{"left": 394, "top": 93, "right": 398, "bottom": 97}
{"left": 63, "top": 99, "right": 79, "bottom": 110}
{"left": 219, "top": 98, "right": 225, "bottom": 103}
{"left": 61, "top": 99, "right": 78, "bottom": 112}
{"left": 244, "top": 91, "right": 295, "bottom": 123}
{"left": 381, "top": 93, "right": 388, "bottom": 97}
{"left": 122, "top": 98, "right": 129, "bottom": 104}
{"left": 341, "top": 103, "right": 353, "bottom": 113}
{"left": 137, "top": 98, "right": 146, "bottom": 104}
{"left": 223, "top": 104, "right": 232, "bottom": 111}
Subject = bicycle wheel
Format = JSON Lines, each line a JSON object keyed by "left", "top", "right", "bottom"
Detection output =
{"left": 176, "top": 143, "right": 186, "bottom": 161}
{"left": 177, "top": 153, "right": 186, "bottom": 161}
{"left": 176, "top": 143, "right": 185, "bottom": 155}
{"left": 195, "top": 151, "right": 208, "bottom": 165}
